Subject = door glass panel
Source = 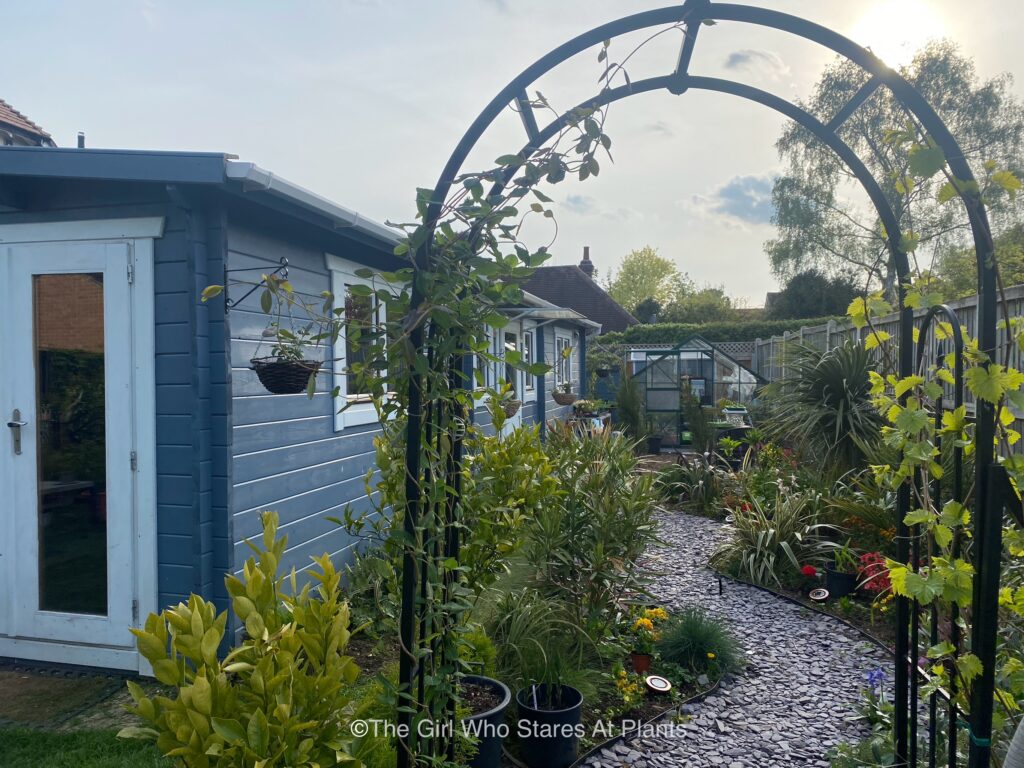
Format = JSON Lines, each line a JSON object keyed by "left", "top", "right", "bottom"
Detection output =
{"left": 33, "top": 273, "right": 107, "bottom": 615}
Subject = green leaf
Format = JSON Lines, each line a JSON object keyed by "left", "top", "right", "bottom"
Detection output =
{"left": 993, "top": 169, "right": 1022, "bottom": 200}
{"left": 201, "top": 627, "right": 220, "bottom": 666}
{"left": 495, "top": 154, "right": 522, "bottom": 166}
{"left": 958, "top": 653, "right": 984, "bottom": 684}
{"left": 865, "top": 330, "right": 891, "bottom": 350}
{"left": 191, "top": 675, "right": 213, "bottom": 716}
{"left": 201, "top": 285, "right": 223, "bottom": 302}
{"left": 212, "top": 718, "right": 247, "bottom": 744}
{"left": 260, "top": 289, "right": 272, "bottom": 314}
{"left": 908, "top": 143, "right": 946, "bottom": 178}
{"left": 248, "top": 709, "right": 270, "bottom": 756}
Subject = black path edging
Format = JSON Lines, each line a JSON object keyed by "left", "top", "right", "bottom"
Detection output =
{"left": 713, "top": 569, "right": 896, "bottom": 659}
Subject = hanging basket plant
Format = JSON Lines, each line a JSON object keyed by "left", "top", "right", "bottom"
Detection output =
{"left": 552, "top": 390, "right": 577, "bottom": 406}
{"left": 503, "top": 398, "right": 523, "bottom": 418}
{"left": 251, "top": 316, "right": 324, "bottom": 395}
{"left": 251, "top": 356, "right": 321, "bottom": 395}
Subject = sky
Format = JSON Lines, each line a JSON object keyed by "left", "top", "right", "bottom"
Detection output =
{"left": 3, "top": 0, "right": 1022, "bottom": 306}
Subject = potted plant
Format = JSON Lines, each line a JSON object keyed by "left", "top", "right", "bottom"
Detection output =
{"left": 515, "top": 683, "right": 583, "bottom": 768}
{"left": 572, "top": 399, "right": 598, "bottom": 417}
{"left": 826, "top": 543, "right": 859, "bottom": 598}
{"left": 552, "top": 381, "right": 577, "bottom": 406}
{"left": 627, "top": 606, "right": 667, "bottom": 673}
{"left": 460, "top": 674, "right": 512, "bottom": 768}
{"left": 251, "top": 321, "right": 322, "bottom": 395}
{"left": 514, "top": 648, "right": 583, "bottom": 768}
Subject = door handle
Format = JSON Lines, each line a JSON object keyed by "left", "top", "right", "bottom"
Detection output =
{"left": 7, "top": 409, "right": 26, "bottom": 455}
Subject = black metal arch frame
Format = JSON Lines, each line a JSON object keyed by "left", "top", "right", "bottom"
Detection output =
{"left": 401, "top": 2, "right": 1003, "bottom": 766}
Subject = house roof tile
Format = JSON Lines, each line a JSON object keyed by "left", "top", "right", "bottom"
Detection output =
{"left": 0, "top": 99, "right": 53, "bottom": 144}
{"left": 522, "top": 265, "right": 637, "bottom": 333}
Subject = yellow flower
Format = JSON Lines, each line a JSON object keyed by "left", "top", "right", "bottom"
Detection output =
{"left": 633, "top": 618, "right": 654, "bottom": 632}
{"left": 707, "top": 652, "right": 716, "bottom": 660}
{"left": 644, "top": 607, "right": 668, "bottom": 621}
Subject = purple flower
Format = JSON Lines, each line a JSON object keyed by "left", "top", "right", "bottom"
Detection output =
{"left": 866, "top": 667, "right": 886, "bottom": 692}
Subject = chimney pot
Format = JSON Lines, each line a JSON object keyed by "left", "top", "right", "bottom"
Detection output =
{"left": 579, "top": 246, "right": 595, "bottom": 277}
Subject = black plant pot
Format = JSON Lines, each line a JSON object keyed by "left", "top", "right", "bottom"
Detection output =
{"left": 515, "top": 684, "right": 583, "bottom": 768}
{"left": 596, "top": 367, "right": 612, "bottom": 378}
{"left": 825, "top": 568, "right": 858, "bottom": 598}
{"left": 647, "top": 435, "right": 663, "bottom": 454}
{"left": 461, "top": 675, "right": 512, "bottom": 768}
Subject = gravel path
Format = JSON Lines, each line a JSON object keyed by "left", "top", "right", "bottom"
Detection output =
{"left": 582, "top": 511, "right": 891, "bottom": 768}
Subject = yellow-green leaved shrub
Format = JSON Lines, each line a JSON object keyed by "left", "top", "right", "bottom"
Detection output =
{"left": 119, "top": 511, "right": 363, "bottom": 768}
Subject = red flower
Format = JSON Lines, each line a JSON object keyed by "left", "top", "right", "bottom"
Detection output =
{"left": 801, "top": 565, "right": 817, "bottom": 577}
{"left": 858, "top": 552, "right": 891, "bottom": 594}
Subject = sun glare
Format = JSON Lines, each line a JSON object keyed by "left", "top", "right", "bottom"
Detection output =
{"left": 849, "top": 0, "right": 947, "bottom": 69}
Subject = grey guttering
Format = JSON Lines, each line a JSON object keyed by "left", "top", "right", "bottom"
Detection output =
{"left": 0, "top": 146, "right": 401, "bottom": 250}
{"left": 224, "top": 161, "right": 401, "bottom": 247}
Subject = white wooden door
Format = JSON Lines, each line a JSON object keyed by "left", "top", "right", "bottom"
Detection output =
{"left": 2, "top": 241, "right": 136, "bottom": 648}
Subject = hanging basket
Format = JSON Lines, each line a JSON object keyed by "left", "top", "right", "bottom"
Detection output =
{"left": 503, "top": 399, "right": 523, "bottom": 418}
{"left": 251, "top": 357, "right": 321, "bottom": 395}
{"left": 552, "top": 391, "right": 577, "bottom": 406}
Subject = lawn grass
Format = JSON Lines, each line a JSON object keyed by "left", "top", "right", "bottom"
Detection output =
{"left": 0, "top": 729, "right": 169, "bottom": 768}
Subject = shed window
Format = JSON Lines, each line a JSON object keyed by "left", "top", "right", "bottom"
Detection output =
{"left": 555, "top": 334, "right": 572, "bottom": 387}
{"left": 327, "top": 254, "right": 387, "bottom": 430}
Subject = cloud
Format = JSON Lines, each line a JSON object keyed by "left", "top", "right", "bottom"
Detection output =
{"left": 680, "top": 174, "right": 776, "bottom": 229}
{"left": 563, "top": 194, "right": 597, "bottom": 215}
{"left": 723, "top": 49, "right": 790, "bottom": 79}
{"left": 644, "top": 121, "right": 674, "bottom": 137}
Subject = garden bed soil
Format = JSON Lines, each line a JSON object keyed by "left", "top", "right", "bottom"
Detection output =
{"left": 460, "top": 682, "right": 502, "bottom": 716}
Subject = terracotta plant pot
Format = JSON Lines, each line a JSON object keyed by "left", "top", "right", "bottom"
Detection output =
{"left": 630, "top": 652, "right": 652, "bottom": 674}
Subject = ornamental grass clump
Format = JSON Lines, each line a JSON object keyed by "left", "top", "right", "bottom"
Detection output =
{"left": 119, "top": 511, "right": 364, "bottom": 768}
{"left": 709, "top": 491, "right": 837, "bottom": 588}
{"left": 655, "top": 606, "right": 743, "bottom": 678}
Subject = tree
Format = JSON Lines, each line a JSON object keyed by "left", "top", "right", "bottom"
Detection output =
{"left": 606, "top": 246, "right": 685, "bottom": 312}
{"left": 934, "top": 223, "right": 1024, "bottom": 299}
{"left": 767, "top": 269, "right": 857, "bottom": 319}
{"left": 633, "top": 297, "right": 662, "bottom": 323}
{"left": 767, "top": 42, "right": 1024, "bottom": 287}
{"left": 660, "top": 285, "right": 733, "bottom": 324}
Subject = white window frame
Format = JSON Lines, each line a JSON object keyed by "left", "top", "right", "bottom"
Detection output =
{"left": 555, "top": 333, "right": 573, "bottom": 388}
{"left": 522, "top": 323, "right": 536, "bottom": 402}
{"left": 327, "top": 253, "right": 386, "bottom": 431}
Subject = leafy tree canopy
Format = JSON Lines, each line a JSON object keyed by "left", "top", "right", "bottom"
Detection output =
{"left": 606, "top": 245, "right": 686, "bottom": 311}
{"left": 767, "top": 41, "right": 1024, "bottom": 287}
{"left": 660, "top": 284, "right": 733, "bottom": 324}
{"left": 767, "top": 269, "right": 858, "bottom": 319}
{"left": 934, "top": 223, "right": 1024, "bottom": 299}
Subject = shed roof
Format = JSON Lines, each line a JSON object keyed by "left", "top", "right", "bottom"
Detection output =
{"left": 0, "top": 146, "right": 398, "bottom": 250}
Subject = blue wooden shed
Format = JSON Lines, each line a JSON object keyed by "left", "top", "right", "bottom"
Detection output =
{"left": 0, "top": 146, "right": 596, "bottom": 671}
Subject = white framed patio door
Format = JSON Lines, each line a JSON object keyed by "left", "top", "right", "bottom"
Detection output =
{"left": 1, "top": 240, "right": 137, "bottom": 651}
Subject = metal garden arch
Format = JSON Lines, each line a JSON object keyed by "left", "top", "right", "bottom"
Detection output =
{"left": 401, "top": 2, "right": 1006, "bottom": 765}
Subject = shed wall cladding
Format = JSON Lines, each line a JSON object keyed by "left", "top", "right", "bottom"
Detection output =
{"left": 225, "top": 221, "right": 381, "bottom": 585}
{"left": 0, "top": 181, "right": 229, "bottom": 616}
{"left": 544, "top": 322, "right": 581, "bottom": 421}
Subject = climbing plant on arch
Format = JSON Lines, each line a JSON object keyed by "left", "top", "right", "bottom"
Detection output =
{"left": 394, "top": 2, "right": 1011, "bottom": 766}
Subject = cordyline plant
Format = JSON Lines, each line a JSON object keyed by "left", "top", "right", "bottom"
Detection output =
{"left": 848, "top": 122, "right": 1024, "bottom": 743}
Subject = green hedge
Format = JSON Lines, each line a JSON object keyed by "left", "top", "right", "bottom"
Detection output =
{"left": 599, "top": 317, "right": 838, "bottom": 345}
